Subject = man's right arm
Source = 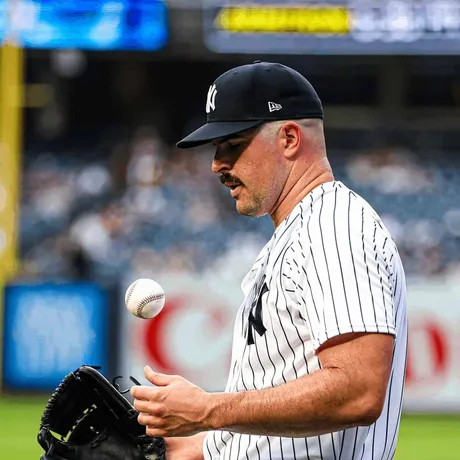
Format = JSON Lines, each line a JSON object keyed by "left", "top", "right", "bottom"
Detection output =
{"left": 164, "top": 432, "right": 206, "bottom": 460}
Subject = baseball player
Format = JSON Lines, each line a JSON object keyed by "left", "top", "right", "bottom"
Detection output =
{"left": 131, "top": 61, "right": 408, "bottom": 460}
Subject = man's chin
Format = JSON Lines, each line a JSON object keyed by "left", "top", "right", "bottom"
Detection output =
{"left": 236, "top": 201, "right": 265, "bottom": 218}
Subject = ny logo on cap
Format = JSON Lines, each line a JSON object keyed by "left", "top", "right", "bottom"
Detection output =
{"left": 268, "top": 101, "right": 282, "bottom": 112}
{"left": 206, "top": 84, "right": 217, "bottom": 113}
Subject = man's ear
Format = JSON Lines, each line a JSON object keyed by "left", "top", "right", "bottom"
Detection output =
{"left": 279, "top": 122, "right": 302, "bottom": 159}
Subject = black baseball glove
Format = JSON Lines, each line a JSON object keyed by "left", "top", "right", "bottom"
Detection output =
{"left": 37, "top": 365, "right": 166, "bottom": 460}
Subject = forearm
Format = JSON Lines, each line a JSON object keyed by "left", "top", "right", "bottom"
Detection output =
{"left": 164, "top": 432, "right": 207, "bottom": 460}
{"left": 189, "top": 432, "right": 207, "bottom": 460}
{"left": 208, "top": 367, "right": 380, "bottom": 438}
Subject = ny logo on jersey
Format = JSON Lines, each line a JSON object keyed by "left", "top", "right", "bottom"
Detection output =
{"left": 206, "top": 84, "right": 217, "bottom": 113}
{"left": 247, "top": 276, "right": 268, "bottom": 345}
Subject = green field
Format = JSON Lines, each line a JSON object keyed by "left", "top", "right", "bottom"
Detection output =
{"left": 0, "top": 396, "right": 459, "bottom": 459}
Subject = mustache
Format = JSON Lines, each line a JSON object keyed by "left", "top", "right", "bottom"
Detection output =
{"left": 219, "top": 173, "right": 243, "bottom": 186}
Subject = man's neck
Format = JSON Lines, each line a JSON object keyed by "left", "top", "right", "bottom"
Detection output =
{"left": 270, "top": 157, "right": 335, "bottom": 228}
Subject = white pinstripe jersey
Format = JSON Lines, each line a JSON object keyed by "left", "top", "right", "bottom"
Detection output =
{"left": 204, "top": 181, "right": 408, "bottom": 460}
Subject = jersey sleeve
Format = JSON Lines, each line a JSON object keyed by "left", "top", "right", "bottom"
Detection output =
{"left": 291, "top": 189, "right": 396, "bottom": 351}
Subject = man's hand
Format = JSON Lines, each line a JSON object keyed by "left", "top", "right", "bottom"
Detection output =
{"left": 131, "top": 366, "right": 213, "bottom": 438}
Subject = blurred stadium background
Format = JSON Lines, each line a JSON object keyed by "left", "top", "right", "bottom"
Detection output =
{"left": 0, "top": 0, "right": 459, "bottom": 458}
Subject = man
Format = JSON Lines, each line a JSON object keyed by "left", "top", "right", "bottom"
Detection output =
{"left": 131, "top": 61, "right": 408, "bottom": 460}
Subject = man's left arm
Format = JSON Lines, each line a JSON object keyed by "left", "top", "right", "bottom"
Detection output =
{"left": 131, "top": 331, "right": 394, "bottom": 438}
{"left": 208, "top": 331, "right": 393, "bottom": 437}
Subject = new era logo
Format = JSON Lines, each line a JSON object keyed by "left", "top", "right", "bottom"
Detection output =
{"left": 268, "top": 101, "right": 282, "bottom": 112}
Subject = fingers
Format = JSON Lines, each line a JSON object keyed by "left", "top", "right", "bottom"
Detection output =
{"left": 138, "top": 412, "right": 160, "bottom": 427}
{"left": 138, "top": 414, "right": 168, "bottom": 437}
{"left": 133, "top": 399, "right": 151, "bottom": 413}
{"left": 144, "top": 366, "right": 174, "bottom": 386}
{"left": 130, "top": 367, "right": 176, "bottom": 399}
{"left": 146, "top": 426, "right": 167, "bottom": 438}
{"left": 130, "top": 385, "right": 155, "bottom": 400}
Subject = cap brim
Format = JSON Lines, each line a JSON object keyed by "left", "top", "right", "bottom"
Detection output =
{"left": 176, "top": 120, "right": 263, "bottom": 149}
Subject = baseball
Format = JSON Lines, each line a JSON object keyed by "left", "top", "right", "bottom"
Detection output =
{"left": 125, "top": 278, "right": 166, "bottom": 319}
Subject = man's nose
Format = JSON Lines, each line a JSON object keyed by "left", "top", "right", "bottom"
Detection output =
{"left": 211, "top": 151, "right": 232, "bottom": 174}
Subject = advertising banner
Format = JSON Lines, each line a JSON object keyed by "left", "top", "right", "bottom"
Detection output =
{"left": 204, "top": 0, "right": 460, "bottom": 55}
{"left": 119, "top": 272, "right": 460, "bottom": 412}
{"left": 0, "top": 0, "right": 168, "bottom": 50}
{"left": 403, "top": 278, "right": 460, "bottom": 412}
{"left": 2, "top": 282, "right": 109, "bottom": 391}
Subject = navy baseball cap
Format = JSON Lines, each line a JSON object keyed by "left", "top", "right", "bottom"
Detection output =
{"left": 176, "top": 61, "right": 324, "bottom": 149}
